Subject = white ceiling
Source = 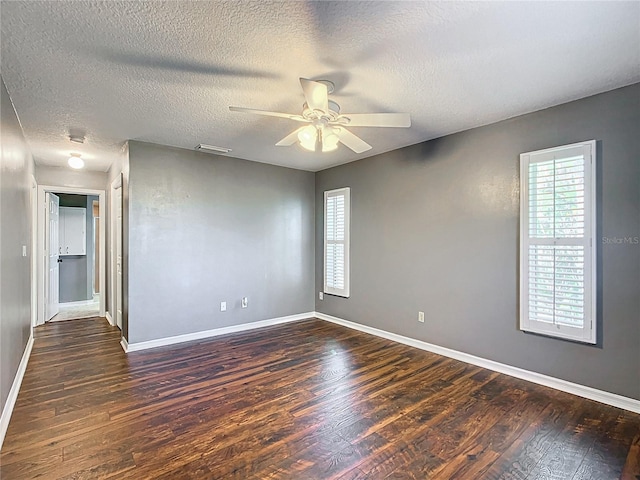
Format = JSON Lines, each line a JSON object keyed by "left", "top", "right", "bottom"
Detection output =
{"left": 1, "top": 1, "right": 639, "bottom": 172}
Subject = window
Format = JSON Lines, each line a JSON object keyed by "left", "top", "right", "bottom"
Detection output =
{"left": 324, "top": 187, "right": 350, "bottom": 297}
{"left": 520, "top": 140, "right": 596, "bottom": 344}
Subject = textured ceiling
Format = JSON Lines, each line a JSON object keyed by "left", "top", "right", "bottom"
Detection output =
{"left": 1, "top": 1, "right": 639, "bottom": 172}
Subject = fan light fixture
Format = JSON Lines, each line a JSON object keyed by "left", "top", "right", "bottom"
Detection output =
{"left": 230, "top": 78, "right": 411, "bottom": 154}
{"left": 297, "top": 125, "right": 339, "bottom": 153}
{"left": 322, "top": 129, "right": 340, "bottom": 152}
{"left": 297, "top": 126, "right": 317, "bottom": 151}
{"left": 68, "top": 153, "right": 84, "bottom": 169}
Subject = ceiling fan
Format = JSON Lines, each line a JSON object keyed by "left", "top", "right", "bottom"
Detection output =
{"left": 229, "top": 78, "right": 411, "bottom": 154}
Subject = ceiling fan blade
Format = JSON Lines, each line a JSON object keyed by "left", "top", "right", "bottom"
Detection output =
{"left": 229, "top": 106, "right": 306, "bottom": 122}
{"left": 335, "top": 128, "right": 372, "bottom": 154}
{"left": 336, "top": 113, "right": 411, "bottom": 128}
{"left": 300, "top": 78, "right": 328, "bottom": 113}
{"left": 275, "top": 127, "right": 305, "bottom": 146}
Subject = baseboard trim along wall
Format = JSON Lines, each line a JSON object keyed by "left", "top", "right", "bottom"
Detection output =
{"left": 114, "top": 310, "right": 640, "bottom": 413}
{"left": 105, "top": 311, "right": 114, "bottom": 326}
{"left": 121, "top": 312, "right": 316, "bottom": 353}
{"left": 0, "top": 334, "right": 34, "bottom": 450}
{"left": 1, "top": 310, "right": 635, "bottom": 453}
{"left": 315, "top": 312, "right": 640, "bottom": 414}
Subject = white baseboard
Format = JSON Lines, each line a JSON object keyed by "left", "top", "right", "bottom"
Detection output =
{"left": 0, "top": 334, "right": 34, "bottom": 450}
{"left": 122, "top": 312, "right": 315, "bottom": 353}
{"left": 120, "top": 336, "right": 128, "bottom": 353}
{"left": 315, "top": 312, "right": 640, "bottom": 414}
{"left": 105, "top": 311, "right": 114, "bottom": 326}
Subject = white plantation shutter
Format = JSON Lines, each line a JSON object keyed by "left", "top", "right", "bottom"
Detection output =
{"left": 520, "top": 141, "right": 596, "bottom": 343}
{"left": 324, "top": 188, "right": 350, "bottom": 297}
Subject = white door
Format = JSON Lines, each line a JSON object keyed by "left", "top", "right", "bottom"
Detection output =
{"left": 116, "top": 186, "right": 123, "bottom": 329}
{"left": 46, "top": 193, "right": 60, "bottom": 320}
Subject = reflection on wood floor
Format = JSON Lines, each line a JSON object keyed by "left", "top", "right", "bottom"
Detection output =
{"left": 1, "top": 317, "right": 638, "bottom": 479}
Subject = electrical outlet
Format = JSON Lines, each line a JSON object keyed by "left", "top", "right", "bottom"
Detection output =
{"left": 418, "top": 311, "right": 425, "bottom": 323}
{"left": 220, "top": 301, "right": 227, "bottom": 312}
{"left": 319, "top": 292, "right": 324, "bottom": 300}
{"left": 241, "top": 297, "right": 248, "bottom": 308}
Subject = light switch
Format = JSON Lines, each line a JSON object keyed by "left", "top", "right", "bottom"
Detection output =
{"left": 220, "top": 301, "right": 227, "bottom": 312}
{"left": 22, "top": 245, "right": 27, "bottom": 257}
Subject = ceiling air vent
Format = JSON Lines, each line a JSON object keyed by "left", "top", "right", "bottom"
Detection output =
{"left": 195, "top": 144, "right": 232, "bottom": 154}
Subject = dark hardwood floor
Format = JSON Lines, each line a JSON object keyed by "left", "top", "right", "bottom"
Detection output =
{"left": 1, "top": 317, "right": 638, "bottom": 479}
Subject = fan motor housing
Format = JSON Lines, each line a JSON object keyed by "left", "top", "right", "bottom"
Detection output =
{"left": 302, "top": 100, "right": 341, "bottom": 120}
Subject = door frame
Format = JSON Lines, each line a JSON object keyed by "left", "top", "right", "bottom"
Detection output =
{"left": 30, "top": 175, "right": 38, "bottom": 328}
{"left": 92, "top": 200, "right": 99, "bottom": 296}
{"left": 109, "top": 174, "right": 123, "bottom": 328}
{"left": 36, "top": 184, "right": 106, "bottom": 326}
{"left": 45, "top": 192, "right": 60, "bottom": 321}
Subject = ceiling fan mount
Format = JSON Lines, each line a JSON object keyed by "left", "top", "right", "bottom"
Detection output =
{"left": 229, "top": 78, "right": 411, "bottom": 154}
{"left": 302, "top": 99, "right": 341, "bottom": 122}
{"left": 314, "top": 79, "right": 335, "bottom": 94}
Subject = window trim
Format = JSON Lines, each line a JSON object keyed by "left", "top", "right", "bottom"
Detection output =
{"left": 324, "top": 187, "right": 350, "bottom": 298}
{"left": 519, "top": 140, "right": 597, "bottom": 344}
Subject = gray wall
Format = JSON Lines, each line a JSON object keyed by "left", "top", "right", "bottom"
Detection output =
{"left": 126, "top": 141, "right": 315, "bottom": 343}
{"left": 0, "top": 77, "right": 34, "bottom": 414}
{"left": 58, "top": 255, "right": 87, "bottom": 303}
{"left": 315, "top": 83, "right": 640, "bottom": 400}
{"left": 35, "top": 165, "right": 107, "bottom": 191}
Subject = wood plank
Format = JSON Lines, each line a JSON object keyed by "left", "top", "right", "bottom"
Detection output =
{"left": 1, "top": 317, "right": 638, "bottom": 479}
{"left": 621, "top": 434, "right": 640, "bottom": 480}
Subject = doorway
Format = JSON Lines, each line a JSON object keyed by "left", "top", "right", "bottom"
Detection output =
{"left": 36, "top": 185, "right": 106, "bottom": 326}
